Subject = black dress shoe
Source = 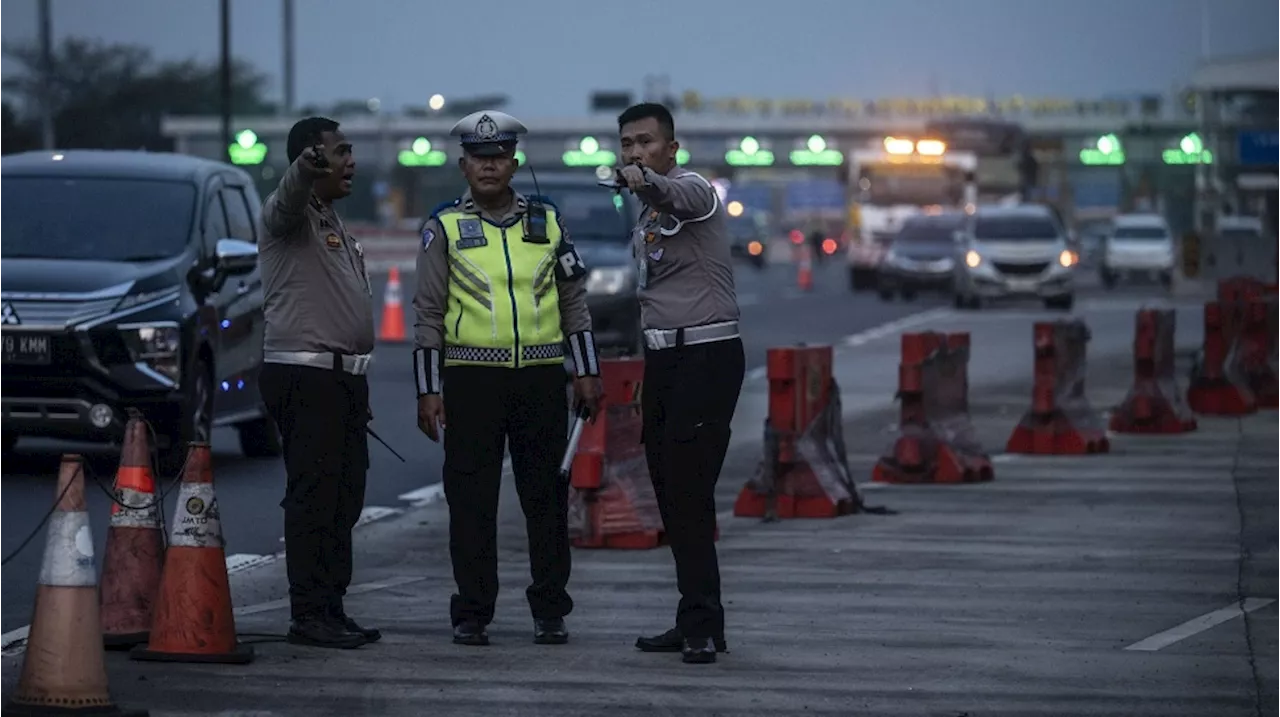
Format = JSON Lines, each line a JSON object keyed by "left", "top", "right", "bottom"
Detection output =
{"left": 681, "top": 636, "right": 717, "bottom": 664}
{"left": 635, "top": 627, "right": 727, "bottom": 653}
{"left": 287, "top": 618, "right": 367, "bottom": 649}
{"left": 533, "top": 618, "right": 569, "bottom": 645}
{"left": 453, "top": 621, "right": 490, "bottom": 646}
{"left": 340, "top": 615, "right": 382, "bottom": 642}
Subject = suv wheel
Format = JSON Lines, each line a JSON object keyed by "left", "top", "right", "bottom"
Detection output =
{"left": 160, "top": 360, "right": 213, "bottom": 475}
{"left": 237, "top": 416, "right": 282, "bottom": 458}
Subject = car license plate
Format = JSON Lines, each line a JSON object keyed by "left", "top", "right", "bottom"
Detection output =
{"left": 3, "top": 333, "right": 52, "bottom": 365}
{"left": 1008, "top": 279, "right": 1036, "bottom": 292}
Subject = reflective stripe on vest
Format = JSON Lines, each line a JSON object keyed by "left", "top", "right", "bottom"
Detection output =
{"left": 437, "top": 208, "right": 565, "bottom": 368}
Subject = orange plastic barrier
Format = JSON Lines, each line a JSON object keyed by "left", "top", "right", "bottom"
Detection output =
{"left": 130, "top": 443, "right": 253, "bottom": 664}
{"left": 1006, "top": 320, "right": 1110, "bottom": 454}
{"left": 1217, "top": 277, "right": 1278, "bottom": 409}
{"left": 734, "top": 345, "right": 862, "bottom": 518}
{"left": 100, "top": 412, "right": 166, "bottom": 649}
{"left": 4, "top": 455, "right": 148, "bottom": 717}
{"left": 873, "top": 332, "right": 994, "bottom": 484}
{"left": 1110, "top": 308, "right": 1198, "bottom": 433}
{"left": 1187, "top": 300, "right": 1257, "bottom": 415}
{"left": 567, "top": 358, "right": 668, "bottom": 549}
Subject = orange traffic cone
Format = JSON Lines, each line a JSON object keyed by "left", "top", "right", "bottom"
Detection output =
{"left": 5, "top": 454, "right": 149, "bottom": 717}
{"left": 129, "top": 442, "right": 253, "bottom": 664}
{"left": 378, "top": 265, "right": 406, "bottom": 342}
{"left": 797, "top": 244, "right": 814, "bottom": 291}
{"left": 100, "top": 412, "right": 166, "bottom": 649}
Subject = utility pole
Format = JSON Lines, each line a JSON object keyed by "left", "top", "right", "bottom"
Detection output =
{"left": 219, "top": 0, "right": 232, "bottom": 163}
{"left": 38, "top": 0, "right": 55, "bottom": 150}
{"left": 282, "top": 0, "right": 295, "bottom": 114}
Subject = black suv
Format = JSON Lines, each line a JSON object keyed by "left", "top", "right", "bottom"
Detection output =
{"left": 513, "top": 172, "right": 643, "bottom": 355}
{"left": 1, "top": 150, "right": 280, "bottom": 470}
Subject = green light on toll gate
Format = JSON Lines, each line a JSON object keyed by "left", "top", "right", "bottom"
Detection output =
{"left": 228, "top": 129, "right": 268, "bottom": 166}
{"left": 789, "top": 134, "right": 843, "bottom": 166}
{"left": 1163, "top": 133, "right": 1213, "bottom": 165}
{"left": 676, "top": 148, "right": 690, "bottom": 165}
{"left": 563, "top": 136, "right": 617, "bottom": 167}
{"left": 398, "top": 137, "right": 448, "bottom": 167}
{"left": 1079, "top": 134, "right": 1125, "bottom": 166}
{"left": 726, "top": 136, "right": 774, "bottom": 167}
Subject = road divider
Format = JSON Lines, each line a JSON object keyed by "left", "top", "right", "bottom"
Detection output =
{"left": 872, "top": 332, "right": 995, "bottom": 484}
{"left": 1006, "top": 320, "right": 1110, "bottom": 455}
{"left": 567, "top": 358, "right": 670, "bottom": 549}
{"left": 733, "top": 345, "right": 862, "bottom": 519}
{"left": 1110, "top": 308, "right": 1198, "bottom": 434}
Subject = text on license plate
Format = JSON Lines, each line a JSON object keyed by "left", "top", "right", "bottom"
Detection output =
{"left": 3, "top": 334, "right": 52, "bottom": 364}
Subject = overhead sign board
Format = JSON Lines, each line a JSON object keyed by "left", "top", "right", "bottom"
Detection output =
{"left": 1237, "top": 131, "right": 1278, "bottom": 166}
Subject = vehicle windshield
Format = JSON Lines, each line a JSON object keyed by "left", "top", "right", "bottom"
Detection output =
{"left": 1112, "top": 226, "right": 1168, "bottom": 240}
{"left": 2, "top": 177, "right": 196, "bottom": 261}
{"left": 533, "top": 187, "right": 629, "bottom": 243}
{"left": 1221, "top": 228, "right": 1263, "bottom": 241}
{"left": 973, "top": 216, "right": 1061, "bottom": 241}
{"left": 857, "top": 161, "right": 964, "bottom": 207}
{"left": 727, "top": 215, "right": 764, "bottom": 239}
{"left": 896, "top": 220, "right": 961, "bottom": 243}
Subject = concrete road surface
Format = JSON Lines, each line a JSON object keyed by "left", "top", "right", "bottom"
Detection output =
{"left": 1, "top": 259, "right": 945, "bottom": 633}
{"left": 3, "top": 286, "right": 1270, "bottom": 716}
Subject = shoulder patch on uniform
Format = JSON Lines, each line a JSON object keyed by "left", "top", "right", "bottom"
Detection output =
{"left": 553, "top": 240, "right": 589, "bottom": 282}
{"left": 421, "top": 225, "right": 436, "bottom": 251}
{"left": 525, "top": 194, "right": 560, "bottom": 212}
{"left": 428, "top": 198, "right": 462, "bottom": 220}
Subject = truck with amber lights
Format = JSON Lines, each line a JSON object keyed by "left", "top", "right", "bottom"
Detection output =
{"left": 845, "top": 137, "right": 977, "bottom": 292}
{"left": 951, "top": 204, "right": 1078, "bottom": 311}
{"left": 0, "top": 150, "right": 281, "bottom": 470}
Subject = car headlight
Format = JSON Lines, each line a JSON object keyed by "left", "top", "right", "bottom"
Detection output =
{"left": 585, "top": 268, "right": 630, "bottom": 295}
{"left": 120, "top": 323, "right": 181, "bottom": 383}
{"left": 965, "top": 250, "right": 982, "bottom": 268}
{"left": 1058, "top": 249, "right": 1079, "bottom": 268}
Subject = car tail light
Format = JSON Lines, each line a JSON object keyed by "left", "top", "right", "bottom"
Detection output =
{"left": 821, "top": 238, "right": 838, "bottom": 255}
{"left": 789, "top": 230, "right": 804, "bottom": 245}
{"left": 747, "top": 241, "right": 764, "bottom": 256}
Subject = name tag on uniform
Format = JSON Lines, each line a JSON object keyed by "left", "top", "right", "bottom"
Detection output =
{"left": 455, "top": 219, "right": 487, "bottom": 250}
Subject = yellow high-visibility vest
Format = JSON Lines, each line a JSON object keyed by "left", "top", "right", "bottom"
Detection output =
{"left": 436, "top": 205, "right": 566, "bottom": 368}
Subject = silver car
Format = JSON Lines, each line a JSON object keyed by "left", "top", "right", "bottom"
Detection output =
{"left": 952, "top": 205, "right": 1078, "bottom": 311}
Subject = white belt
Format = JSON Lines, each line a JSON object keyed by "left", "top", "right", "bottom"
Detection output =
{"left": 263, "top": 351, "right": 373, "bottom": 376}
{"left": 643, "top": 321, "right": 740, "bottom": 351}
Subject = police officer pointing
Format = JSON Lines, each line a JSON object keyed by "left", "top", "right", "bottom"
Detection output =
{"left": 614, "top": 103, "right": 744, "bottom": 665}
{"left": 258, "top": 116, "right": 380, "bottom": 649}
{"left": 412, "top": 110, "right": 603, "bottom": 647}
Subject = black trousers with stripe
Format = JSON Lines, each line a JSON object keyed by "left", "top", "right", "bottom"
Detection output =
{"left": 641, "top": 337, "right": 745, "bottom": 640}
{"left": 442, "top": 363, "right": 572, "bottom": 626}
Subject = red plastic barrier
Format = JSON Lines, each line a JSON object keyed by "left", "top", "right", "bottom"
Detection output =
{"left": 1187, "top": 300, "right": 1257, "bottom": 415}
{"left": 1007, "top": 320, "right": 1110, "bottom": 454}
{"left": 1109, "top": 308, "right": 1198, "bottom": 433}
{"left": 733, "top": 345, "right": 861, "bottom": 519}
{"left": 1214, "top": 277, "right": 1279, "bottom": 409}
{"left": 873, "top": 332, "right": 993, "bottom": 484}
{"left": 567, "top": 358, "right": 666, "bottom": 549}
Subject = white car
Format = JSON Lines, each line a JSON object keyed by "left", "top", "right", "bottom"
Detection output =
{"left": 1100, "top": 214, "right": 1175, "bottom": 289}
{"left": 952, "top": 204, "right": 1078, "bottom": 311}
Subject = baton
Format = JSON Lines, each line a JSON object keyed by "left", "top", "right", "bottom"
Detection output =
{"left": 558, "top": 406, "right": 591, "bottom": 479}
{"left": 366, "top": 425, "right": 407, "bottom": 463}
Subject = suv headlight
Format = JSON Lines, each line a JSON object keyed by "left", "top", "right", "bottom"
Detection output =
{"left": 120, "top": 323, "right": 181, "bottom": 383}
{"left": 586, "top": 268, "right": 630, "bottom": 295}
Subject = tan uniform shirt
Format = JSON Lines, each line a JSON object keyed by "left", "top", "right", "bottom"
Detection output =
{"left": 412, "top": 190, "right": 592, "bottom": 377}
{"left": 630, "top": 166, "right": 740, "bottom": 330}
{"left": 258, "top": 160, "right": 375, "bottom": 356}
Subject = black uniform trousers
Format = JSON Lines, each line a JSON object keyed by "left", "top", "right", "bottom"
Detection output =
{"left": 442, "top": 363, "right": 572, "bottom": 627}
{"left": 641, "top": 337, "right": 745, "bottom": 640}
{"left": 260, "top": 360, "right": 369, "bottom": 623}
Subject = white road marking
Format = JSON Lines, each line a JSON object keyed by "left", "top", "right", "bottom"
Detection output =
{"left": 233, "top": 576, "right": 426, "bottom": 618}
{"left": 842, "top": 307, "right": 954, "bottom": 347}
{"left": 1124, "top": 598, "right": 1276, "bottom": 651}
{"left": 225, "top": 553, "right": 278, "bottom": 574}
{"left": 354, "top": 506, "right": 404, "bottom": 528}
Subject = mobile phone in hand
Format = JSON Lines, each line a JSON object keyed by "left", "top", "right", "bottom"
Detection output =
{"left": 310, "top": 143, "right": 329, "bottom": 169}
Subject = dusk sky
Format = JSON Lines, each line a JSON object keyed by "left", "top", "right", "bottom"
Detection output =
{"left": 2, "top": 0, "right": 1276, "bottom": 117}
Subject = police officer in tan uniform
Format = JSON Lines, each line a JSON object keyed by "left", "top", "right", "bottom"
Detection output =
{"left": 258, "top": 116, "right": 379, "bottom": 650}
{"left": 613, "top": 103, "right": 744, "bottom": 664}
{"left": 412, "top": 110, "right": 603, "bottom": 647}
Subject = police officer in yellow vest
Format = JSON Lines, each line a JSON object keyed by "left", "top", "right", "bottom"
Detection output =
{"left": 412, "top": 110, "right": 603, "bottom": 648}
